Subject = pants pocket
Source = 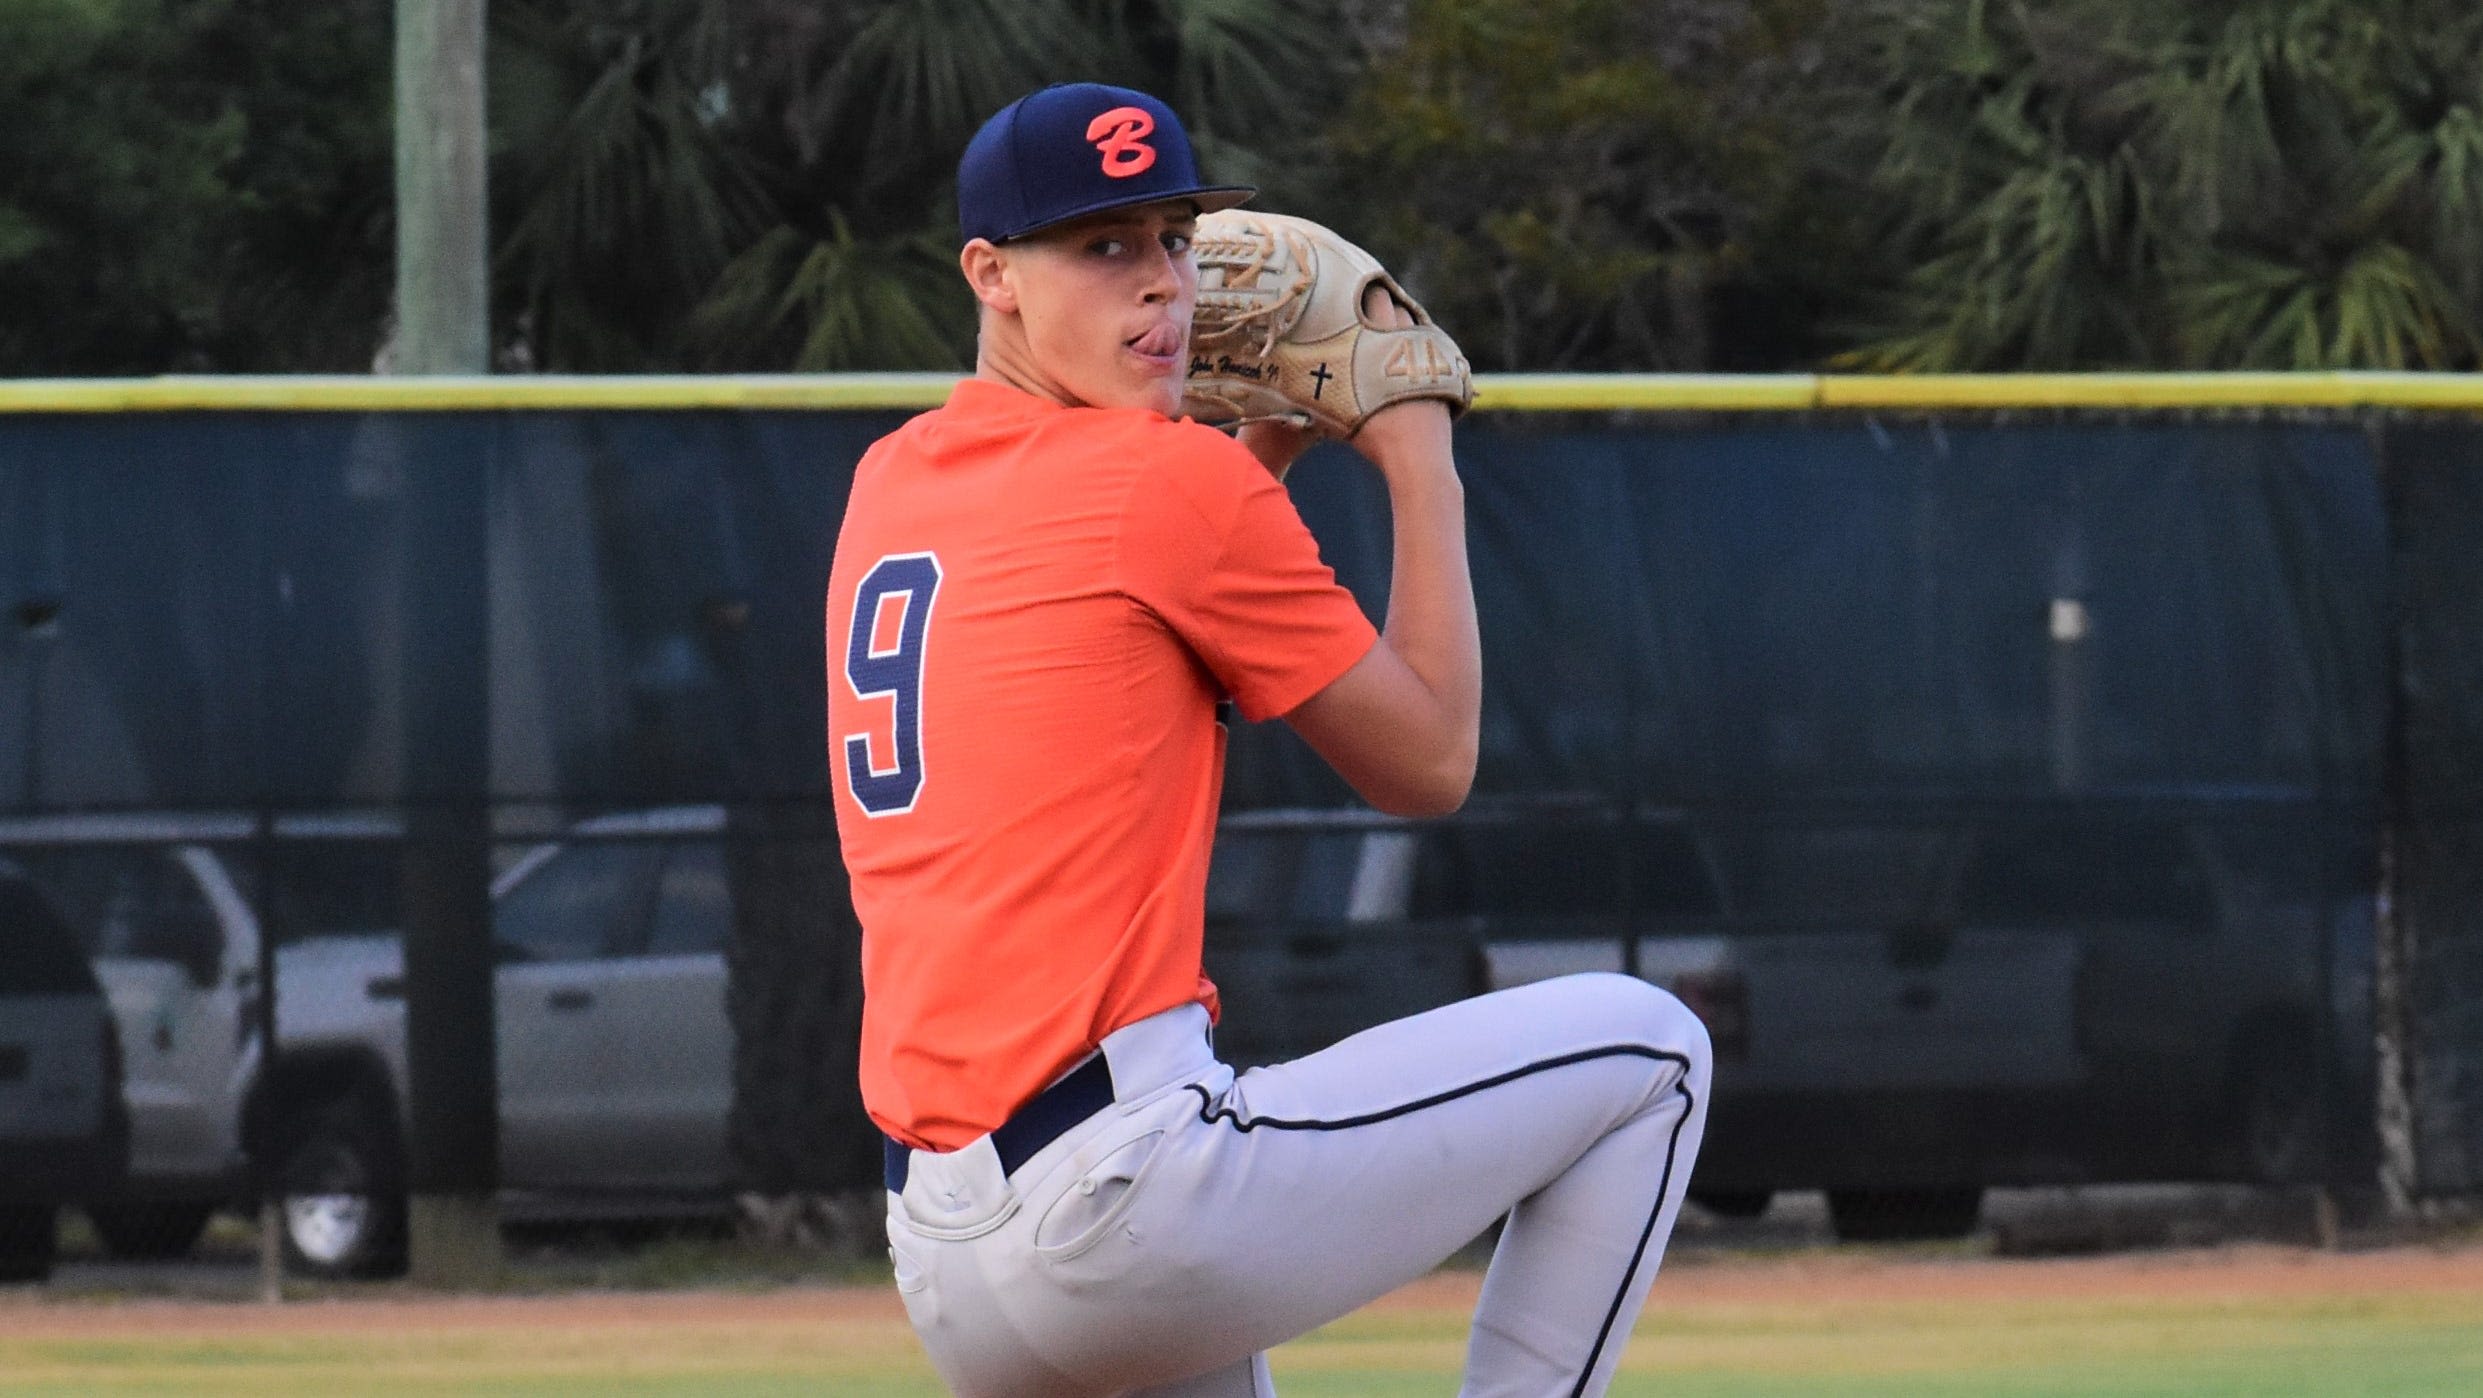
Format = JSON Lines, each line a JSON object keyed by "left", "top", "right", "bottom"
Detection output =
{"left": 1031, "top": 1128, "right": 1166, "bottom": 1264}
{"left": 885, "top": 1213, "right": 931, "bottom": 1295}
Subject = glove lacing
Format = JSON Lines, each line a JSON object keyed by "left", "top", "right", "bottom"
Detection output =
{"left": 1193, "top": 225, "right": 1314, "bottom": 359}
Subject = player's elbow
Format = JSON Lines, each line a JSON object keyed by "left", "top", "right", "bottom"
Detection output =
{"left": 1373, "top": 778, "right": 1470, "bottom": 820}
{"left": 1286, "top": 653, "right": 1478, "bottom": 817}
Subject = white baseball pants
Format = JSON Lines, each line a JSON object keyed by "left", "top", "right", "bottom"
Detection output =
{"left": 884, "top": 972, "right": 1712, "bottom": 1397}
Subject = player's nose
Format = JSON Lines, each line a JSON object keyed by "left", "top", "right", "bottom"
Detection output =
{"left": 1136, "top": 239, "right": 1181, "bottom": 305}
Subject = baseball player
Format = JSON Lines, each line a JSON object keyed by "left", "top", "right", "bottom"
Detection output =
{"left": 826, "top": 82, "right": 1710, "bottom": 1398}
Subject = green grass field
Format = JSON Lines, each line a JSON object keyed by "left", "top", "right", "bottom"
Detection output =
{"left": 4, "top": 1250, "right": 2480, "bottom": 1396}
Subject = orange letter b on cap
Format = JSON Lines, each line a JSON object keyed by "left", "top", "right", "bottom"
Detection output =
{"left": 1086, "top": 107, "right": 1158, "bottom": 179}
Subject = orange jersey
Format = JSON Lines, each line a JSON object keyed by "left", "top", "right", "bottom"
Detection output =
{"left": 827, "top": 379, "right": 1378, "bottom": 1151}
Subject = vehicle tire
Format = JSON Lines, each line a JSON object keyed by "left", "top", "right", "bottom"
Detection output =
{"left": 1689, "top": 1188, "right": 1774, "bottom": 1220}
{"left": 1827, "top": 1187, "right": 1983, "bottom": 1243}
{"left": 276, "top": 1097, "right": 407, "bottom": 1280}
{"left": 0, "top": 1206, "right": 57, "bottom": 1283}
{"left": 85, "top": 1203, "right": 216, "bottom": 1261}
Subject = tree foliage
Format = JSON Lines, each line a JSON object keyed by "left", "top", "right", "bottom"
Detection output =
{"left": 12, "top": 0, "right": 2483, "bottom": 374}
{"left": 489, "top": 0, "right": 774, "bottom": 371}
{"left": 1826, "top": 0, "right": 2483, "bottom": 370}
{"left": 0, "top": 0, "right": 390, "bottom": 375}
{"left": 492, "top": 0, "right": 1361, "bottom": 371}
{"left": 1314, "top": 0, "right": 1834, "bottom": 371}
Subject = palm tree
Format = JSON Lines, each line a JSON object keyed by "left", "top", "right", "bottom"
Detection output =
{"left": 2151, "top": 0, "right": 2483, "bottom": 368}
{"left": 1827, "top": 0, "right": 2483, "bottom": 371}
{"left": 491, "top": 0, "right": 1361, "bottom": 372}
{"left": 489, "top": 0, "right": 771, "bottom": 370}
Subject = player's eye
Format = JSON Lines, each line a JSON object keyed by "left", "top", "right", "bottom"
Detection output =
{"left": 1089, "top": 236, "right": 1128, "bottom": 257}
{"left": 1163, "top": 231, "right": 1194, "bottom": 255}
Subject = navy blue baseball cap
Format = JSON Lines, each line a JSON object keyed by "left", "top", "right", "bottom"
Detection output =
{"left": 957, "top": 83, "right": 1254, "bottom": 244}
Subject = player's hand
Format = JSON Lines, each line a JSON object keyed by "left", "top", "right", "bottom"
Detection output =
{"left": 1361, "top": 280, "right": 1413, "bottom": 331}
{"left": 1237, "top": 284, "right": 1430, "bottom": 481}
{"left": 1348, "top": 282, "right": 1453, "bottom": 473}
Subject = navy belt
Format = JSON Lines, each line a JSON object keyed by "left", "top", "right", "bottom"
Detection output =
{"left": 884, "top": 1052, "right": 1117, "bottom": 1194}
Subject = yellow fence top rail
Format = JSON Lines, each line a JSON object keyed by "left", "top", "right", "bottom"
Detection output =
{"left": 6, "top": 371, "right": 2483, "bottom": 413}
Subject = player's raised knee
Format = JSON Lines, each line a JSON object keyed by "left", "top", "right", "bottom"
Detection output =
{"left": 1538, "top": 972, "right": 1712, "bottom": 1061}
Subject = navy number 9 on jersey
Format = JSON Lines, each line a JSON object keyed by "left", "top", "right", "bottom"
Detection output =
{"left": 842, "top": 552, "right": 943, "bottom": 816}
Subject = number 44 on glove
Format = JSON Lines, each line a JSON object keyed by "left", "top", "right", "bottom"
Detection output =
{"left": 1182, "top": 210, "right": 1476, "bottom": 441}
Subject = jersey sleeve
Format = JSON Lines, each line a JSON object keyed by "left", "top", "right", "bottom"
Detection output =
{"left": 1121, "top": 432, "right": 1379, "bottom": 723}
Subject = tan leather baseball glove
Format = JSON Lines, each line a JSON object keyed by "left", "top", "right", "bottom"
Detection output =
{"left": 1183, "top": 210, "right": 1475, "bottom": 439}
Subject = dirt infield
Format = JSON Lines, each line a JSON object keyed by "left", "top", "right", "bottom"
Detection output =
{"left": 6, "top": 1238, "right": 2480, "bottom": 1339}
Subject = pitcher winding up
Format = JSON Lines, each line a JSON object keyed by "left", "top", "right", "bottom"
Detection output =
{"left": 825, "top": 81, "right": 1711, "bottom": 1398}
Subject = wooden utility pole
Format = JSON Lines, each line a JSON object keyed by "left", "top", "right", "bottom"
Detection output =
{"left": 393, "top": 0, "right": 499, "bottom": 1285}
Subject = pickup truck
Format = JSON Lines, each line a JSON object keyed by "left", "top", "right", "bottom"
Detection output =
{"left": 1202, "top": 799, "right": 2372, "bottom": 1242}
{"left": 0, "top": 807, "right": 736, "bottom": 1278}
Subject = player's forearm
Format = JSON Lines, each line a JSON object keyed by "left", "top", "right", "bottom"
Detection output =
{"left": 1366, "top": 424, "right": 1481, "bottom": 809}
{"left": 1279, "top": 405, "right": 1480, "bottom": 816}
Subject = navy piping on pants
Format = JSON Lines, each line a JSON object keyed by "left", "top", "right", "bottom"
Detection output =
{"left": 1185, "top": 1042, "right": 1697, "bottom": 1398}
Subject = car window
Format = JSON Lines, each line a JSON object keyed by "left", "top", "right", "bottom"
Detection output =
{"left": 1413, "top": 824, "right": 1621, "bottom": 918}
{"left": 0, "top": 870, "right": 98, "bottom": 996}
{"left": 261, "top": 841, "right": 404, "bottom": 942}
{"left": 2212, "top": 820, "right": 2374, "bottom": 906}
{"left": 1206, "top": 831, "right": 1363, "bottom": 922}
{"left": 6, "top": 845, "right": 220, "bottom": 965}
{"left": 1407, "top": 822, "right": 1721, "bottom": 920}
{"left": 1291, "top": 835, "right": 1361, "bottom": 919}
{"left": 1711, "top": 827, "right": 1953, "bottom": 922}
{"left": 1958, "top": 824, "right": 2214, "bottom": 925}
{"left": 1205, "top": 830, "right": 1288, "bottom": 920}
{"left": 1629, "top": 826, "right": 1724, "bottom": 918}
{"left": 494, "top": 842, "right": 659, "bottom": 963}
{"left": 645, "top": 843, "right": 731, "bottom": 956}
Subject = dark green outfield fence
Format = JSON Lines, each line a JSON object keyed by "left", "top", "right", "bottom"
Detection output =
{"left": 0, "top": 375, "right": 2476, "bottom": 1202}
{"left": 2385, "top": 424, "right": 2483, "bottom": 1196}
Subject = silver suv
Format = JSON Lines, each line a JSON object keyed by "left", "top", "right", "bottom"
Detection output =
{"left": 0, "top": 807, "right": 738, "bottom": 1277}
{"left": 486, "top": 807, "right": 734, "bottom": 1209}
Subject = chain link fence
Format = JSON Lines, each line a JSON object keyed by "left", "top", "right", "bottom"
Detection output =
{"left": 4, "top": 390, "right": 2479, "bottom": 1279}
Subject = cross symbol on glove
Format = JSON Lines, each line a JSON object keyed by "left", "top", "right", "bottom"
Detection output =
{"left": 1309, "top": 363, "right": 1333, "bottom": 399}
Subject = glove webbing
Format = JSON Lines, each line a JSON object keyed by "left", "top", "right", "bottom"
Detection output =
{"left": 1194, "top": 226, "right": 1315, "bottom": 359}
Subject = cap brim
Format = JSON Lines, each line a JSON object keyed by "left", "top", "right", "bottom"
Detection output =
{"left": 992, "top": 185, "right": 1256, "bottom": 243}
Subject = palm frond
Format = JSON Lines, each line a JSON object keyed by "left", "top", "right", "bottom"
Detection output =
{"left": 1155, "top": 0, "right": 1354, "bottom": 139}
{"left": 493, "top": 0, "right": 774, "bottom": 369}
{"left": 690, "top": 216, "right": 968, "bottom": 371}
{"left": 812, "top": 0, "right": 1094, "bottom": 191}
{"left": 2428, "top": 103, "right": 2483, "bottom": 301}
{"left": 2170, "top": 239, "right": 2479, "bottom": 369}
{"left": 2327, "top": 241, "right": 2478, "bottom": 367}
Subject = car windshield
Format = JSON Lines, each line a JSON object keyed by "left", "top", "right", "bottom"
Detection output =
{"left": 1206, "top": 830, "right": 1363, "bottom": 922}
{"left": 3, "top": 845, "right": 214, "bottom": 960}
{"left": 1707, "top": 826, "right": 1954, "bottom": 923}
{"left": 0, "top": 870, "right": 97, "bottom": 995}
{"left": 257, "top": 841, "right": 404, "bottom": 940}
{"left": 1958, "top": 823, "right": 2212, "bottom": 924}
{"left": 1410, "top": 821, "right": 1722, "bottom": 920}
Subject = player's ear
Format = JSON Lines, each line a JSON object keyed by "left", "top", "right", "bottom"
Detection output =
{"left": 960, "top": 239, "right": 1018, "bottom": 315}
